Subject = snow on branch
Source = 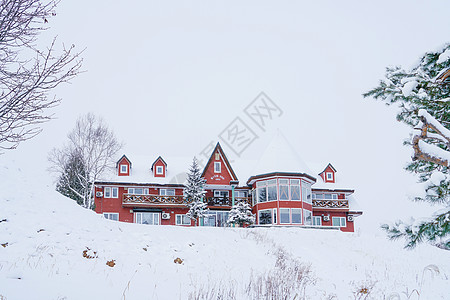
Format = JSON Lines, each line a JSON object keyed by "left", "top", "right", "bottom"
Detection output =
{"left": 413, "top": 109, "right": 450, "bottom": 167}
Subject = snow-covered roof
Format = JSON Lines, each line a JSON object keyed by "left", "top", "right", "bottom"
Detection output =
{"left": 249, "top": 131, "right": 314, "bottom": 179}
{"left": 97, "top": 154, "right": 192, "bottom": 185}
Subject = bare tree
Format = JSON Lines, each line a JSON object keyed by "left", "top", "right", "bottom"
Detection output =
{"left": 0, "top": 0, "right": 82, "bottom": 151}
{"left": 49, "top": 113, "right": 122, "bottom": 209}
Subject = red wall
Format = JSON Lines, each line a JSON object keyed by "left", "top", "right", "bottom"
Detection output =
{"left": 117, "top": 158, "right": 131, "bottom": 176}
{"left": 95, "top": 185, "right": 186, "bottom": 224}
{"left": 203, "top": 153, "right": 234, "bottom": 185}
{"left": 153, "top": 159, "right": 166, "bottom": 178}
{"left": 313, "top": 210, "right": 354, "bottom": 232}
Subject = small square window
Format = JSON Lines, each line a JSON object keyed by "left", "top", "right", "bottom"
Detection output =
{"left": 214, "top": 162, "right": 221, "bottom": 173}
{"left": 326, "top": 172, "right": 333, "bottom": 180}
{"left": 156, "top": 166, "right": 164, "bottom": 175}
{"left": 120, "top": 164, "right": 128, "bottom": 174}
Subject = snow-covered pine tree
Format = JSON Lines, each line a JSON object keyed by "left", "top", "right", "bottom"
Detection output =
{"left": 55, "top": 151, "right": 90, "bottom": 206}
{"left": 184, "top": 157, "right": 208, "bottom": 226}
{"left": 227, "top": 201, "right": 255, "bottom": 227}
{"left": 363, "top": 44, "right": 450, "bottom": 249}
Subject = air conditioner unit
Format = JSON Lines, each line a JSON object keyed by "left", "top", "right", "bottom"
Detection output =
{"left": 323, "top": 215, "right": 330, "bottom": 222}
{"left": 161, "top": 213, "right": 170, "bottom": 220}
{"left": 96, "top": 191, "right": 103, "bottom": 197}
{"left": 347, "top": 215, "right": 354, "bottom": 222}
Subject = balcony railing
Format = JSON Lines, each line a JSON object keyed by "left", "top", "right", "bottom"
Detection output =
{"left": 205, "top": 197, "right": 251, "bottom": 207}
{"left": 312, "top": 199, "right": 349, "bottom": 209}
{"left": 123, "top": 194, "right": 251, "bottom": 207}
{"left": 123, "top": 194, "right": 187, "bottom": 205}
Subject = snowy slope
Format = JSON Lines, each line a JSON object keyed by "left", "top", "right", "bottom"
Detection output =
{"left": 0, "top": 159, "right": 448, "bottom": 299}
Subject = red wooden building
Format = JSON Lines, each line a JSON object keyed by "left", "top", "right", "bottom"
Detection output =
{"left": 94, "top": 135, "right": 362, "bottom": 231}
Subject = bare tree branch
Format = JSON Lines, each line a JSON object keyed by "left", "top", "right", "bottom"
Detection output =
{"left": 0, "top": 0, "right": 82, "bottom": 151}
{"left": 49, "top": 113, "right": 122, "bottom": 210}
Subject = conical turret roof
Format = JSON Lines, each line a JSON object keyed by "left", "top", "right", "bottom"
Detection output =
{"left": 248, "top": 130, "right": 314, "bottom": 183}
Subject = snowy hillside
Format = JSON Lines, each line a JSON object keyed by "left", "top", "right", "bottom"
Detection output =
{"left": 0, "top": 160, "right": 448, "bottom": 299}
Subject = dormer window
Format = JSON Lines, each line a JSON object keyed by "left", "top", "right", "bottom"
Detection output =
{"left": 120, "top": 165, "right": 128, "bottom": 174}
{"left": 214, "top": 162, "right": 221, "bottom": 173}
{"left": 326, "top": 172, "right": 333, "bottom": 181}
{"left": 156, "top": 166, "right": 164, "bottom": 175}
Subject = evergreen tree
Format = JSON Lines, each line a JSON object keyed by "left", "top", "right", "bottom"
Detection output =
{"left": 184, "top": 157, "right": 208, "bottom": 225}
{"left": 227, "top": 201, "right": 255, "bottom": 227}
{"left": 55, "top": 151, "right": 89, "bottom": 206}
{"left": 364, "top": 44, "right": 450, "bottom": 249}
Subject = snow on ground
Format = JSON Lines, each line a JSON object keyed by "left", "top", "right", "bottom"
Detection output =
{"left": 0, "top": 159, "right": 449, "bottom": 299}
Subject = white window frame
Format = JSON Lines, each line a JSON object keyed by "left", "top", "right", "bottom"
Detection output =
{"left": 112, "top": 187, "right": 118, "bottom": 198}
{"left": 291, "top": 208, "right": 302, "bottom": 224}
{"left": 279, "top": 208, "right": 290, "bottom": 224}
{"left": 326, "top": 172, "right": 333, "bottom": 180}
{"left": 312, "top": 216, "right": 322, "bottom": 226}
{"left": 156, "top": 165, "right": 164, "bottom": 175}
{"left": 120, "top": 164, "right": 128, "bottom": 174}
{"left": 332, "top": 217, "right": 346, "bottom": 227}
{"left": 303, "top": 210, "right": 312, "bottom": 225}
{"left": 258, "top": 209, "right": 272, "bottom": 225}
{"left": 135, "top": 212, "right": 160, "bottom": 225}
{"left": 214, "top": 161, "right": 221, "bottom": 173}
{"left": 160, "top": 189, "right": 175, "bottom": 196}
{"left": 235, "top": 191, "right": 248, "bottom": 198}
{"left": 103, "top": 212, "right": 119, "bottom": 221}
{"left": 104, "top": 187, "right": 111, "bottom": 198}
{"left": 176, "top": 214, "right": 191, "bottom": 225}
{"left": 104, "top": 187, "right": 118, "bottom": 198}
{"left": 214, "top": 190, "right": 229, "bottom": 197}
{"left": 128, "top": 188, "right": 149, "bottom": 195}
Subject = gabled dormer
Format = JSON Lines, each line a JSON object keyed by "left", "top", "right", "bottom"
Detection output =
{"left": 117, "top": 155, "right": 131, "bottom": 176}
{"left": 319, "top": 163, "right": 336, "bottom": 183}
{"left": 202, "top": 142, "right": 238, "bottom": 185}
{"left": 151, "top": 156, "right": 167, "bottom": 178}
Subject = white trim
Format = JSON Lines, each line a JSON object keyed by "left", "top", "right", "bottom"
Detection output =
{"left": 120, "top": 164, "right": 128, "bottom": 174}
{"left": 128, "top": 187, "right": 149, "bottom": 195}
{"left": 156, "top": 165, "right": 164, "bottom": 175}
{"left": 160, "top": 189, "right": 175, "bottom": 196}
{"left": 134, "top": 212, "right": 160, "bottom": 225}
{"left": 104, "top": 187, "right": 118, "bottom": 198}
{"left": 258, "top": 209, "right": 273, "bottom": 225}
{"left": 312, "top": 216, "right": 322, "bottom": 226}
{"left": 279, "top": 208, "right": 290, "bottom": 224}
{"left": 103, "top": 212, "right": 119, "bottom": 221}
{"left": 273, "top": 208, "right": 277, "bottom": 225}
{"left": 214, "top": 161, "right": 221, "bottom": 173}
{"left": 176, "top": 214, "right": 191, "bottom": 225}
{"left": 291, "top": 208, "right": 302, "bottom": 224}
{"left": 326, "top": 172, "right": 333, "bottom": 181}
{"left": 303, "top": 210, "right": 312, "bottom": 225}
{"left": 332, "top": 216, "right": 346, "bottom": 227}
{"left": 217, "top": 152, "right": 236, "bottom": 181}
{"left": 214, "top": 190, "right": 229, "bottom": 197}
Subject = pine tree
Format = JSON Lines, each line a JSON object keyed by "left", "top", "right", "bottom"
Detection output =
{"left": 55, "top": 151, "right": 89, "bottom": 206}
{"left": 363, "top": 44, "right": 450, "bottom": 249}
{"left": 227, "top": 201, "right": 255, "bottom": 227}
{"left": 184, "top": 157, "right": 208, "bottom": 225}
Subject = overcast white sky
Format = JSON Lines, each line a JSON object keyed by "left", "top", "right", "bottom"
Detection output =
{"left": 5, "top": 0, "right": 450, "bottom": 231}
